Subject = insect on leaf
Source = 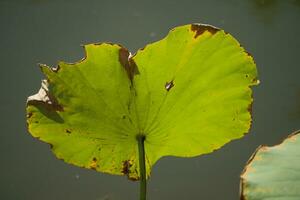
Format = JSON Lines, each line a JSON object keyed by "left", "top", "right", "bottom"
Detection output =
{"left": 26, "top": 24, "right": 259, "bottom": 180}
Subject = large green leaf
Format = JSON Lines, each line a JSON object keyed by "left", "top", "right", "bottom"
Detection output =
{"left": 240, "top": 131, "right": 300, "bottom": 200}
{"left": 27, "top": 24, "right": 258, "bottom": 180}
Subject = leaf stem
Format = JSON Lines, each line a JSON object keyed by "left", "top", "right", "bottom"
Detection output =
{"left": 137, "top": 134, "right": 147, "bottom": 200}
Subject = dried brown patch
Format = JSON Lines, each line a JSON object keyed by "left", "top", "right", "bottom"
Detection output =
{"left": 119, "top": 48, "right": 140, "bottom": 82}
{"left": 27, "top": 80, "right": 64, "bottom": 112}
{"left": 191, "top": 24, "right": 220, "bottom": 38}
{"left": 27, "top": 112, "right": 33, "bottom": 118}
{"left": 65, "top": 129, "right": 71, "bottom": 134}
{"left": 128, "top": 176, "right": 139, "bottom": 181}
{"left": 122, "top": 160, "right": 132, "bottom": 175}
{"left": 90, "top": 157, "right": 98, "bottom": 170}
{"left": 247, "top": 101, "right": 253, "bottom": 115}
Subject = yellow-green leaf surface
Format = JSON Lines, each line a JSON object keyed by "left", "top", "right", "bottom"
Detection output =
{"left": 27, "top": 24, "right": 258, "bottom": 180}
{"left": 240, "top": 131, "right": 300, "bottom": 200}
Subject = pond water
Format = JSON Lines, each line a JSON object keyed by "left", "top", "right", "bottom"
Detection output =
{"left": 1, "top": 0, "right": 300, "bottom": 199}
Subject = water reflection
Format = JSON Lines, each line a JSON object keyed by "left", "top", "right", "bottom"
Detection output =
{"left": 291, "top": 0, "right": 300, "bottom": 7}
{"left": 250, "top": 0, "right": 300, "bottom": 24}
{"left": 288, "top": 91, "right": 300, "bottom": 120}
{"left": 253, "top": 0, "right": 278, "bottom": 8}
{"left": 250, "top": 0, "right": 279, "bottom": 24}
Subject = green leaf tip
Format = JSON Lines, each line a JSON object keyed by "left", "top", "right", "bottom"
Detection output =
{"left": 240, "top": 130, "right": 300, "bottom": 200}
{"left": 26, "top": 23, "right": 259, "bottom": 180}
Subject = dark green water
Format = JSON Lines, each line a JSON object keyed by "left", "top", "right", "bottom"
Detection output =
{"left": 1, "top": 0, "right": 300, "bottom": 199}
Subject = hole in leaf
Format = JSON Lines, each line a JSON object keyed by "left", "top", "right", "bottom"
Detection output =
{"left": 165, "top": 80, "right": 174, "bottom": 91}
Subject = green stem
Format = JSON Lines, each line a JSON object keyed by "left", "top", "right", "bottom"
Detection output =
{"left": 137, "top": 135, "right": 147, "bottom": 200}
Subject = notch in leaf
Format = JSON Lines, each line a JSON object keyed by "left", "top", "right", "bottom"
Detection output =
{"left": 26, "top": 23, "right": 259, "bottom": 200}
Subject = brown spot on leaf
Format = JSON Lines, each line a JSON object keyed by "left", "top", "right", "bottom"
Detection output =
{"left": 247, "top": 102, "right": 253, "bottom": 115}
{"left": 27, "top": 112, "right": 33, "bottom": 118}
{"left": 165, "top": 80, "right": 174, "bottom": 91}
{"left": 128, "top": 176, "right": 139, "bottom": 181}
{"left": 122, "top": 160, "right": 132, "bottom": 175}
{"left": 239, "top": 44, "right": 253, "bottom": 58}
{"left": 240, "top": 183, "right": 247, "bottom": 200}
{"left": 45, "top": 93, "right": 64, "bottom": 111}
{"left": 252, "top": 78, "right": 258, "bottom": 84}
{"left": 247, "top": 89, "right": 254, "bottom": 116}
{"left": 119, "top": 48, "right": 140, "bottom": 82}
{"left": 65, "top": 129, "right": 71, "bottom": 134}
{"left": 191, "top": 24, "right": 220, "bottom": 38}
{"left": 28, "top": 100, "right": 64, "bottom": 112}
{"left": 245, "top": 51, "right": 252, "bottom": 57}
{"left": 90, "top": 157, "right": 98, "bottom": 170}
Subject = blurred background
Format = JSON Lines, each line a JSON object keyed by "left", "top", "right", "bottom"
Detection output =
{"left": 1, "top": 0, "right": 300, "bottom": 199}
